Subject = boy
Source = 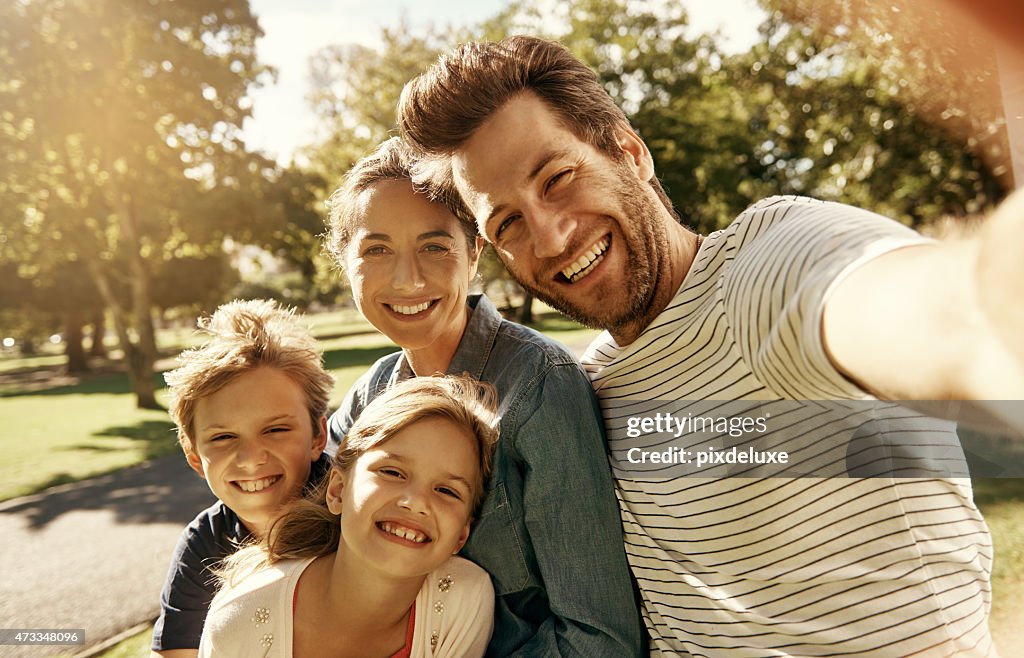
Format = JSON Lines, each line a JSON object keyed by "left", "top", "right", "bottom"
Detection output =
{"left": 150, "top": 299, "right": 334, "bottom": 658}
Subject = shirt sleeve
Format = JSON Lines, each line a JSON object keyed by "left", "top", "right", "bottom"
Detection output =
{"left": 722, "top": 197, "right": 927, "bottom": 399}
{"left": 430, "top": 558, "right": 495, "bottom": 658}
{"left": 504, "top": 363, "right": 644, "bottom": 657}
{"left": 151, "top": 519, "right": 225, "bottom": 651}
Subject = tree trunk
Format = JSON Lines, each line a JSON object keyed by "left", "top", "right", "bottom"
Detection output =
{"left": 517, "top": 292, "right": 535, "bottom": 325}
{"left": 89, "top": 311, "right": 107, "bottom": 357}
{"left": 87, "top": 260, "right": 161, "bottom": 410}
{"left": 64, "top": 310, "right": 89, "bottom": 373}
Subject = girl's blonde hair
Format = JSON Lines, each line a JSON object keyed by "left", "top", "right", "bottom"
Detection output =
{"left": 221, "top": 375, "right": 499, "bottom": 585}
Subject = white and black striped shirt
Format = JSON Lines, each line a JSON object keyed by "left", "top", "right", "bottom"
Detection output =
{"left": 582, "top": 196, "right": 995, "bottom": 657}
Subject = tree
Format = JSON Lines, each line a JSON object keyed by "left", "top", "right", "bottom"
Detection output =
{"left": 1, "top": 0, "right": 270, "bottom": 407}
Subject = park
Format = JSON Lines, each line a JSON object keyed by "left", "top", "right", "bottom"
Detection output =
{"left": 2, "top": 0, "right": 1023, "bottom": 655}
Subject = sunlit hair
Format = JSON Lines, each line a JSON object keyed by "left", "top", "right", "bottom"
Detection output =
{"left": 323, "top": 137, "right": 478, "bottom": 270}
{"left": 164, "top": 298, "right": 333, "bottom": 455}
{"left": 220, "top": 375, "right": 499, "bottom": 586}
{"left": 397, "top": 35, "right": 679, "bottom": 221}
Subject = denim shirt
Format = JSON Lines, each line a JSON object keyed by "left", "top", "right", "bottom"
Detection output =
{"left": 329, "top": 294, "right": 642, "bottom": 658}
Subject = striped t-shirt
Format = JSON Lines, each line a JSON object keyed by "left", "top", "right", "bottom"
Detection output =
{"left": 582, "top": 196, "right": 995, "bottom": 657}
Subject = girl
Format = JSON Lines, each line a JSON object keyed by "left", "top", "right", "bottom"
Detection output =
{"left": 198, "top": 376, "right": 499, "bottom": 658}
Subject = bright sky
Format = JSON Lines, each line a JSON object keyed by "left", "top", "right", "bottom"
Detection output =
{"left": 243, "top": 0, "right": 765, "bottom": 165}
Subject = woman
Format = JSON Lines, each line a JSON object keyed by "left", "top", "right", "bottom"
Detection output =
{"left": 324, "top": 138, "right": 642, "bottom": 657}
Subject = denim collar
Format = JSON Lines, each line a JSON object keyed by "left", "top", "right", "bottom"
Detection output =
{"left": 391, "top": 294, "right": 501, "bottom": 383}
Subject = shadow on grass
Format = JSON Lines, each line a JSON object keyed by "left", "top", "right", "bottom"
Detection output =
{"left": 0, "top": 452, "right": 214, "bottom": 530}
{"left": 0, "top": 371, "right": 167, "bottom": 398}
{"left": 972, "top": 477, "right": 1024, "bottom": 510}
{"left": 322, "top": 344, "right": 398, "bottom": 371}
{"left": 0, "top": 418, "right": 196, "bottom": 529}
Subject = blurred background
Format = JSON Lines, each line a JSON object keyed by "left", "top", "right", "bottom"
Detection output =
{"left": 1, "top": 0, "right": 1022, "bottom": 655}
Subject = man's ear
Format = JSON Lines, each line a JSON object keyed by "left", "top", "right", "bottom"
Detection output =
{"left": 614, "top": 124, "right": 655, "bottom": 183}
{"left": 326, "top": 468, "right": 345, "bottom": 515}
{"left": 185, "top": 449, "right": 206, "bottom": 480}
{"left": 312, "top": 415, "right": 329, "bottom": 458}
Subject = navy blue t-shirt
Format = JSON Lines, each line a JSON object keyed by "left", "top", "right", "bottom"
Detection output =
{"left": 150, "top": 454, "right": 331, "bottom": 651}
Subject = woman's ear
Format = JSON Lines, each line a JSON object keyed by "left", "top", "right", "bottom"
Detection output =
{"left": 614, "top": 124, "right": 655, "bottom": 183}
{"left": 325, "top": 468, "right": 345, "bottom": 515}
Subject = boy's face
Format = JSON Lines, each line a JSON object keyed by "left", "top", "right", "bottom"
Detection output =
{"left": 186, "top": 366, "right": 327, "bottom": 537}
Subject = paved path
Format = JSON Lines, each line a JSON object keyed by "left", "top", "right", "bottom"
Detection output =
{"left": 0, "top": 456, "right": 214, "bottom": 657}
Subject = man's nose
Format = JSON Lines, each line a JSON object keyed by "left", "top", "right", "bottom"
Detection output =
{"left": 526, "top": 206, "right": 577, "bottom": 260}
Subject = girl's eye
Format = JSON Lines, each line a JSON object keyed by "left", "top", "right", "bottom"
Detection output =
{"left": 210, "top": 434, "right": 234, "bottom": 442}
{"left": 266, "top": 426, "right": 290, "bottom": 434}
{"left": 379, "top": 467, "right": 403, "bottom": 478}
{"left": 436, "top": 486, "right": 462, "bottom": 500}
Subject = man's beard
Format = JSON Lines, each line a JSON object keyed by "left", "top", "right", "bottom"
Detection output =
{"left": 514, "top": 173, "right": 666, "bottom": 335}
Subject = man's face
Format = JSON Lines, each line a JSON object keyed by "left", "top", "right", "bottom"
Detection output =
{"left": 450, "top": 92, "right": 672, "bottom": 336}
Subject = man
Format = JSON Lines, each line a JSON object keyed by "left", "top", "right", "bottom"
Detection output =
{"left": 397, "top": 35, "right": 1023, "bottom": 656}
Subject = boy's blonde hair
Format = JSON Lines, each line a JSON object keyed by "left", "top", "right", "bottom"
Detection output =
{"left": 164, "top": 299, "right": 334, "bottom": 455}
{"left": 221, "top": 375, "right": 499, "bottom": 585}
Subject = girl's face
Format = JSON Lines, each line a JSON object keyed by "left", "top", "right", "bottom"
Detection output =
{"left": 327, "top": 415, "right": 480, "bottom": 580}
{"left": 344, "top": 179, "right": 481, "bottom": 356}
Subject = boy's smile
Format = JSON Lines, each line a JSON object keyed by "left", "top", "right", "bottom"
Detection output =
{"left": 187, "top": 367, "right": 327, "bottom": 537}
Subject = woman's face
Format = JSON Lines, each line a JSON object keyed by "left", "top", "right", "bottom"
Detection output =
{"left": 344, "top": 179, "right": 480, "bottom": 355}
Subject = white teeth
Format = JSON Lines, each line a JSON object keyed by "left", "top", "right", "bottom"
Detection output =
{"left": 380, "top": 521, "right": 428, "bottom": 543}
{"left": 389, "top": 301, "right": 431, "bottom": 315}
{"left": 561, "top": 237, "right": 609, "bottom": 283}
{"left": 237, "top": 476, "right": 278, "bottom": 492}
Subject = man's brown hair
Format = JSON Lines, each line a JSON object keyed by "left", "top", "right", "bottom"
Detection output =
{"left": 397, "top": 35, "right": 678, "bottom": 220}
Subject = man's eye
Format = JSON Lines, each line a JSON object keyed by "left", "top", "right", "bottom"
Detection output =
{"left": 546, "top": 169, "right": 571, "bottom": 192}
{"left": 363, "top": 245, "right": 388, "bottom": 256}
{"left": 422, "top": 243, "right": 450, "bottom": 254}
{"left": 495, "top": 214, "right": 520, "bottom": 240}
